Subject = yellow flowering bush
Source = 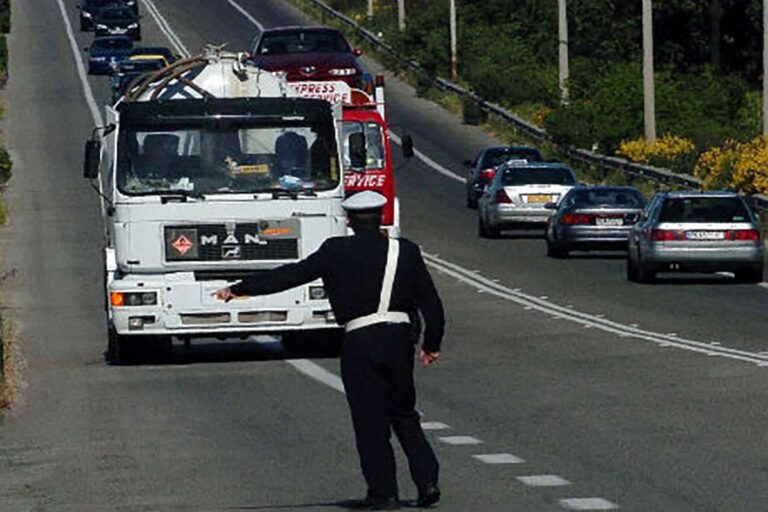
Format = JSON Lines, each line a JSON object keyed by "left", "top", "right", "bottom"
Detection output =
{"left": 693, "top": 136, "right": 768, "bottom": 194}
{"left": 617, "top": 135, "right": 696, "bottom": 173}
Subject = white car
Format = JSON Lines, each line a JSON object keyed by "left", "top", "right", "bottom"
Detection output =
{"left": 478, "top": 162, "right": 577, "bottom": 238}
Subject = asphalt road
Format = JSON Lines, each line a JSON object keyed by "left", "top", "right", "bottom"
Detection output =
{"left": 0, "top": 0, "right": 767, "bottom": 511}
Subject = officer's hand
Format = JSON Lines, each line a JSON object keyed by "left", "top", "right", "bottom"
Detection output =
{"left": 419, "top": 350, "right": 440, "bottom": 367}
{"left": 212, "top": 287, "right": 238, "bottom": 302}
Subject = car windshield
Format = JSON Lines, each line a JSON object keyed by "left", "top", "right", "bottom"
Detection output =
{"left": 659, "top": 197, "right": 751, "bottom": 223}
{"left": 566, "top": 189, "right": 645, "bottom": 208}
{"left": 481, "top": 148, "right": 542, "bottom": 168}
{"left": 117, "top": 121, "right": 340, "bottom": 196}
{"left": 99, "top": 8, "right": 134, "bottom": 19}
{"left": 501, "top": 167, "right": 575, "bottom": 186}
{"left": 341, "top": 121, "right": 385, "bottom": 170}
{"left": 258, "top": 30, "right": 351, "bottom": 55}
{"left": 93, "top": 38, "right": 132, "bottom": 50}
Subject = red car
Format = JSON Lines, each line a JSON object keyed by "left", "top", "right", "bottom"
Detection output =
{"left": 247, "top": 26, "right": 366, "bottom": 89}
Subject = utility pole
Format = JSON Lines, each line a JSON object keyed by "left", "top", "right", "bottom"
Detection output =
{"left": 450, "top": 0, "right": 458, "bottom": 80}
{"left": 642, "top": 0, "right": 657, "bottom": 142}
{"left": 367, "top": 0, "right": 373, "bottom": 18}
{"left": 763, "top": 0, "right": 768, "bottom": 134}
{"left": 398, "top": 0, "right": 405, "bottom": 31}
{"left": 558, "top": 0, "right": 569, "bottom": 104}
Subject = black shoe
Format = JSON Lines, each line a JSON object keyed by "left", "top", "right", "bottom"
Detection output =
{"left": 416, "top": 484, "right": 440, "bottom": 508}
{"left": 345, "top": 496, "right": 400, "bottom": 510}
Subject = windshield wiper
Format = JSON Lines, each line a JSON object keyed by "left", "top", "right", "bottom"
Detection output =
{"left": 157, "top": 190, "right": 205, "bottom": 203}
{"left": 259, "top": 187, "right": 317, "bottom": 199}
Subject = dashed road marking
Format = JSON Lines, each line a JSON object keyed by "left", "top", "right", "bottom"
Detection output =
{"left": 517, "top": 475, "right": 571, "bottom": 487}
{"left": 473, "top": 453, "right": 524, "bottom": 464}
{"left": 421, "top": 421, "right": 451, "bottom": 430}
{"left": 439, "top": 436, "right": 483, "bottom": 445}
{"left": 222, "top": 0, "right": 266, "bottom": 31}
{"left": 559, "top": 498, "right": 620, "bottom": 510}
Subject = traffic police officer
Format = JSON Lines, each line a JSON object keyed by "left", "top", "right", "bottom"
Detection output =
{"left": 215, "top": 191, "right": 444, "bottom": 510}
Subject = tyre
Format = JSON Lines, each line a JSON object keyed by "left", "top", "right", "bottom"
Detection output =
{"left": 108, "top": 326, "right": 140, "bottom": 365}
{"left": 735, "top": 266, "right": 763, "bottom": 284}
{"left": 466, "top": 193, "right": 478, "bottom": 209}
{"left": 478, "top": 215, "right": 488, "bottom": 238}
{"left": 626, "top": 255, "right": 639, "bottom": 282}
{"left": 546, "top": 238, "right": 568, "bottom": 258}
{"left": 636, "top": 259, "right": 655, "bottom": 284}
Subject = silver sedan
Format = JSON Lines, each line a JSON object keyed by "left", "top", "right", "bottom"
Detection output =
{"left": 545, "top": 186, "right": 646, "bottom": 258}
{"left": 627, "top": 191, "right": 764, "bottom": 283}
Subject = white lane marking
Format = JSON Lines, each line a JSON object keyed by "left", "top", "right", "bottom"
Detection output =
{"left": 140, "top": 0, "right": 191, "bottom": 58}
{"left": 421, "top": 421, "right": 451, "bottom": 430}
{"left": 55, "top": 0, "right": 103, "bottom": 126}
{"left": 422, "top": 251, "right": 768, "bottom": 367}
{"left": 222, "top": 0, "right": 265, "bottom": 31}
{"left": 439, "top": 436, "right": 483, "bottom": 445}
{"left": 517, "top": 475, "right": 571, "bottom": 487}
{"left": 473, "top": 453, "right": 524, "bottom": 464}
{"left": 559, "top": 498, "right": 620, "bottom": 510}
{"left": 390, "top": 133, "right": 466, "bottom": 183}
{"left": 286, "top": 359, "right": 345, "bottom": 394}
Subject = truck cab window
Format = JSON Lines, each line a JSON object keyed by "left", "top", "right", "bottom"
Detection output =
{"left": 341, "top": 122, "right": 385, "bottom": 170}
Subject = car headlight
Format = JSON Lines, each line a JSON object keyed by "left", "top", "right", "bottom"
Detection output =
{"left": 95, "top": 24, "right": 107, "bottom": 30}
{"left": 128, "top": 23, "right": 138, "bottom": 29}
{"left": 110, "top": 291, "right": 158, "bottom": 307}
{"left": 82, "top": 11, "right": 92, "bottom": 18}
{"left": 92, "top": 56, "right": 107, "bottom": 62}
{"left": 309, "top": 286, "right": 327, "bottom": 300}
{"left": 329, "top": 68, "right": 357, "bottom": 76}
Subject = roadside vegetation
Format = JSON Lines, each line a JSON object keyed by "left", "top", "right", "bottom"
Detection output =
{"left": 0, "top": 0, "right": 11, "bottom": 406}
{"left": 296, "top": 0, "right": 768, "bottom": 196}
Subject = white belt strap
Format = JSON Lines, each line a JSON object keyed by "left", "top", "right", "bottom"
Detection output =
{"left": 345, "top": 238, "right": 411, "bottom": 333}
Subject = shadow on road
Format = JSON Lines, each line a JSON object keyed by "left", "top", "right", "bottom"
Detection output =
{"left": 226, "top": 498, "right": 419, "bottom": 509}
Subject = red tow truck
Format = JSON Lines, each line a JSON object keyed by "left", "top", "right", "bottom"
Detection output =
{"left": 288, "top": 77, "right": 411, "bottom": 237}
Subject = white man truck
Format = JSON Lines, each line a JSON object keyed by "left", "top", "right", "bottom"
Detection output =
{"left": 84, "top": 48, "right": 368, "bottom": 362}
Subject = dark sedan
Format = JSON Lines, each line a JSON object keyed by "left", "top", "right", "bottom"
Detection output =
{"left": 545, "top": 186, "right": 646, "bottom": 258}
{"left": 109, "top": 58, "right": 166, "bottom": 103}
{"left": 464, "top": 145, "right": 543, "bottom": 208}
{"left": 85, "top": 36, "right": 134, "bottom": 75}
{"left": 247, "top": 26, "right": 365, "bottom": 89}
{"left": 93, "top": 5, "right": 141, "bottom": 40}
{"left": 78, "top": 0, "right": 137, "bottom": 31}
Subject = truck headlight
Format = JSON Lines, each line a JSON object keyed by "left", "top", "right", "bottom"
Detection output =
{"left": 309, "top": 286, "right": 327, "bottom": 300}
{"left": 329, "top": 68, "right": 357, "bottom": 76}
{"left": 110, "top": 291, "right": 158, "bottom": 307}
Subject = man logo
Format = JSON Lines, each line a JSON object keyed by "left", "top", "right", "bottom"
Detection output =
{"left": 222, "top": 246, "right": 242, "bottom": 260}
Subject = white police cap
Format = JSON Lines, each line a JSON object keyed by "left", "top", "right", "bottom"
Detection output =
{"left": 342, "top": 191, "right": 388, "bottom": 211}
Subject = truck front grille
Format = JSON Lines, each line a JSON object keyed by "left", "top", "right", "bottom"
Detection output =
{"left": 165, "top": 222, "right": 299, "bottom": 262}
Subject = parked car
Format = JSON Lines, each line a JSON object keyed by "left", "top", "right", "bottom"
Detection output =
{"left": 545, "top": 186, "right": 646, "bottom": 257}
{"left": 247, "top": 26, "right": 366, "bottom": 89}
{"left": 93, "top": 5, "right": 141, "bottom": 40}
{"left": 465, "top": 145, "right": 544, "bottom": 208}
{"left": 109, "top": 58, "right": 166, "bottom": 103}
{"left": 78, "top": 0, "right": 136, "bottom": 31}
{"left": 478, "top": 162, "right": 577, "bottom": 238}
{"left": 627, "top": 191, "right": 764, "bottom": 283}
{"left": 85, "top": 36, "right": 134, "bottom": 75}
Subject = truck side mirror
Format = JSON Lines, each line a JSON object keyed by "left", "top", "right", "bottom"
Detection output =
{"left": 401, "top": 134, "right": 414, "bottom": 159}
{"left": 348, "top": 132, "right": 367, "bottom": 169}
{"left": 83, "top": 139, "right": 101, "bottom": 179}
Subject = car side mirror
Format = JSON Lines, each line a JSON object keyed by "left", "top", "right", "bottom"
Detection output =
{"left": 401, "top": 134, "right": 414, "bottom": 159}
{"left": 544, "top": 202, "right": 557, "bottom": 210}
{"left": 83, "top": 139, "right": 101, "bottom": 179}
{"left": 348, "top": 132, "right": 367, "bottom": 169}
{"left": 353, "top": 48, "right": 363, "bottom": 57}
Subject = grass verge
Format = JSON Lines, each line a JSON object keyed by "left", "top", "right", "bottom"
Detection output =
{"left": 0, "top": 316, "right": 19, "bottom": 409}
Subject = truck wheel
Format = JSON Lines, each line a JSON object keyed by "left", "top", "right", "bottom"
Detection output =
{"left": 735, "top": 266, "right": 763, "bottom": 284}
{"left": 108, "top": 326, "right": 139, "bottom": 365}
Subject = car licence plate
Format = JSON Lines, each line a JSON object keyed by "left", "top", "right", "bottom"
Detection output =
{"left": 525, "top": 194, "right": 552, "bottom": 204}
{"left": 111, "top": 28, "right": 127, "bottom": 34}
{"left": 686, "top": 230, "right": 726, "bottom": 240}
{"left": 595, "top": 217, "right": 623, "bottom": 226}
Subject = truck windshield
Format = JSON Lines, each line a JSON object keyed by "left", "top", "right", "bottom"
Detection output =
{"left": 117, "top": 121, "right": 340, "bottom": 196}
{"left": 341, "top": 121, "right": 385, "bottom": 170}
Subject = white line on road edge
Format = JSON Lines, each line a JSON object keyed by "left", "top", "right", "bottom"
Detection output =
{"left": 140, "top": 0, "right": 191, "bottom": 58}
{"left": 55, "top": 0, "right": 103, "bottom": 127}
{"left": 222, "top": 0, "right": 266, "bottom": 31}
{"left": 389, "top": 133, "right": 466, "bottom": 183}
{"left": 422, "top": 251, "right": 768, "bottom": 367}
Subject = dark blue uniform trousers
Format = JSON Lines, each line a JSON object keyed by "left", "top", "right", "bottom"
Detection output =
{"left": 340, "top": 323, "right": 439, "bottom": 499}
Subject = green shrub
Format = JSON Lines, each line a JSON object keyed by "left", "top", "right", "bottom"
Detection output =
{"left": 0, "top": 147, "right": 11, "bottom": 185}
{"left": 0, "top": 0, "right": 9, "bottom": 34}
{"left": 461, "top": 96, "right": 486, "bottom": 125}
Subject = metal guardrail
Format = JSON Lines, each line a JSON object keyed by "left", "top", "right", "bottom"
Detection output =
{"left": 304, "top": 0, "right": 768, "bottom": 212}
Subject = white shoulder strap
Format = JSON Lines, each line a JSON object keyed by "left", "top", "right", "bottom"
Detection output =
{"left": 377, "top": 238, "right": 399, "bottom": 314}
